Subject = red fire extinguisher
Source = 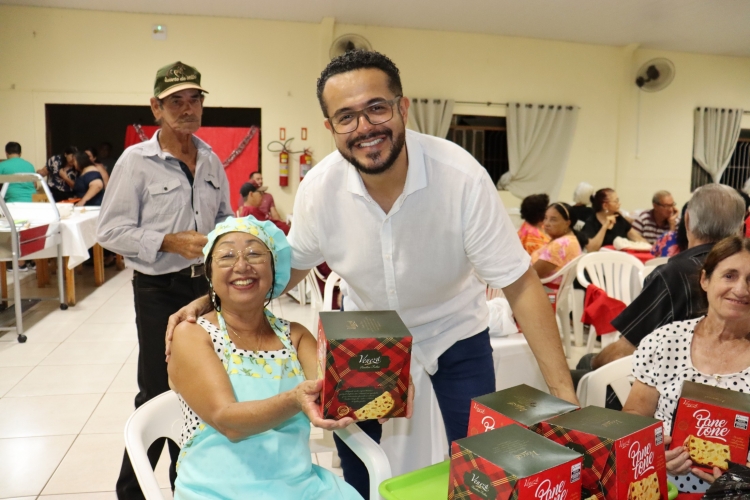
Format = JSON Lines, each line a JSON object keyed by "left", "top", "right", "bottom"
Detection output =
{"left": 279, "top": 149, "right": 289, "bottom": 187}
{"left": 300, "top": 149, "right": 313, "bottom": 181}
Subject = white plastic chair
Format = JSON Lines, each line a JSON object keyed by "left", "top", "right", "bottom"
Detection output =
{"left": 124, "top": 390, "right": 392, "bottom": 500}
{"left": 323, "top": 271, "right": 342, "bottom": 312}
{"left": 640, "top": 256, "right": 668, "bottom": 285}
{"left": 575, "top": 355, "right": 634, "bottom": 408}
{"left": 576, "top": 253, "right": 644, "bottom": 352}
{"left": 540, "top": 255, "right": 583, "bottom": 358}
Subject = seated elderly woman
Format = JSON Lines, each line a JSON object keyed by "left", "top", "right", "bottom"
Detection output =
{"left": 581, "top": 188, "right": 646, "bottom": 252}
{"left": 531, "top": 202, "right": 587, "bottom": 282}
{"left": 623, "top": 236, "right": 750, "bottom": 493}
{"left": 518, "top": 193, "right": 551, "bottom": 255}
{"left": 168, "top": 217, "right": 362, "bottom": 499}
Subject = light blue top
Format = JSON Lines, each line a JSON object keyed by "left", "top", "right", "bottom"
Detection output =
{"left": 173, "top": 311, "right": 362, "bottom": 500}
{"left": 0, "top": 157, "right": 36, "bottom": 203}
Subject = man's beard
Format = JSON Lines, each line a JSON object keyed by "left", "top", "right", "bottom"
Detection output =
{"left": 340, "top": 128, "right": 406, "bottom": 176}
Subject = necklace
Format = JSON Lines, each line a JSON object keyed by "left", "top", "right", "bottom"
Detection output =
{"left": 225, "top": 320, "right": 263, "bottom": 354}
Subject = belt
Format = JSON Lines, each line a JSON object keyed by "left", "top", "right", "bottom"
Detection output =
{"left": 176, "top": 263, "right": 205, "bottom": 278}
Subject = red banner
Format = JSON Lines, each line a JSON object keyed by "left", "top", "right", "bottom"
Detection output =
{"left": 124, "top": 125, "right": 259, "bottom": 212}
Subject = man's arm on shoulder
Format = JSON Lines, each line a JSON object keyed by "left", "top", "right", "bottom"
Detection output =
{"left": 96, "top": 156, "right": 163, "bottom": 262}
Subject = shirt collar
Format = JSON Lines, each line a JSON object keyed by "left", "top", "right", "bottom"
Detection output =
{"left": 141, "top": 130, "right": 213, "bottom": 160}
{"left": 345, "top": 129, "right": 427, "bottom": 198}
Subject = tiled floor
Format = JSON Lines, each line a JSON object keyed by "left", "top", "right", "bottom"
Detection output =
{"left": 0, "top": 266, "right": 591, "bottom": 499}
{"left": 0, "top": 267, "right": 341, "bottom": 499}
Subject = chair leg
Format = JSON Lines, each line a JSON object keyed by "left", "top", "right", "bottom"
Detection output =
{"left": 572, "top": 289, "right": 585, "bottom": 347}
{"left": 586, "top": 326, "right": 598, "bottom": 354}
{"left": 555, "top": 311, "right": 570, "bottom": 358}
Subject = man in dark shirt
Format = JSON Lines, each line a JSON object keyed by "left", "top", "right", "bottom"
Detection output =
{"left": 579, "top": 184, "right": 746, "bottom": 380}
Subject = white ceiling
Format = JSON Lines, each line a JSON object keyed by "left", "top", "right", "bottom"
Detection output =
{"left": 3, "top": 0, "right": 750, "bottom": 57}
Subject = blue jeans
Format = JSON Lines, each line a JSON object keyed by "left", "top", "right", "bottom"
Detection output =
{"left": 333, "top": 328, "right": 496, "bottom": 498}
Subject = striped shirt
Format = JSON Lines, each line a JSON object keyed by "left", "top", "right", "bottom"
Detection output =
{"left": 632, "top": 209, "right": 671, "bottom": 244}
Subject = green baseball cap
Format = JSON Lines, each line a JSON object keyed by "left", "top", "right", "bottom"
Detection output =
{"left": 153, "top": 61, "right": 208, "bottom": 99}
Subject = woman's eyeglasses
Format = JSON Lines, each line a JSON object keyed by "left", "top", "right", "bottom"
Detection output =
{"left": 212, "top": 248, "right": 270, "bottom": 268}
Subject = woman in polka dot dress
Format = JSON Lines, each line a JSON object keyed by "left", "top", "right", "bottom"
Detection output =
{"left": 623, "top": 236, "right": 750, "bottom": 494}
{"left": 167, "top": 217, "right": 363, "bottom": 499}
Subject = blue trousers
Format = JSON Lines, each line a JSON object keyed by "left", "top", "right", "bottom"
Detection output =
{"left": 333, "top": 328, "right": 496, "bottom": 498}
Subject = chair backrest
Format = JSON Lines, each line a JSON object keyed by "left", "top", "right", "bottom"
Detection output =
{"left": 576, "top": 252, "right": 645, "bottom": 304}
{"left": 576, "top": 355, "right": 634, "bottom": 408}
{"left": 323, "top": 271, "right": 342, "bottom": 312}
{"left": 546, "top": 255, "right": 583, "bottom": 310}
{"left": 124, "top": 391, "right": 183, "bottom": 500}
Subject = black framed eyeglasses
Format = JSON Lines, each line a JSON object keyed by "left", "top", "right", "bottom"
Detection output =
{"left": 328, "top": 96, "right": 403, "bottom": 134}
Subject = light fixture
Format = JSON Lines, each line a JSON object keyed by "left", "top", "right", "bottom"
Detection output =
{"left": 152, "top": 25, "right": 167, "bottom": 40}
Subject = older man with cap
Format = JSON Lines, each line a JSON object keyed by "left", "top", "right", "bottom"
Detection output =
{"left": 97, "top": 61, "right": 232, "bottom": 499}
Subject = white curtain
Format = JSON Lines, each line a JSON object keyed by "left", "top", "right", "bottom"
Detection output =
{"left": 407, "top": 98, "right": 454, "bottom": 138}
{"left": 693, "top": 107, "right": 743, "bottom": 183}
{"left": 499, "top": 103, "right": 579, "bottom": 200}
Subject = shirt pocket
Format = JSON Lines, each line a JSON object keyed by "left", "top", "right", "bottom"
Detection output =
{"left": 201, "top": 175, "right": 221, "bottom": 218}
{"left": 147, "top": 178, "right": 185, "bottom": 215}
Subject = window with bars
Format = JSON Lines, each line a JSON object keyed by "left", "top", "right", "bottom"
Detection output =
{"left": 691, "top": 130, "right": 750, "bottom": 191}
{"left": 446, "top": 115, "right": 509, "bottom": 185}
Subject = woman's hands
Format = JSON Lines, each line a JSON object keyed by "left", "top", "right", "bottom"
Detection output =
{"left": 664, "top": 435, "right": 723, "bottom": 483}
{"left": 294, "top": 379, "right": 354, "bottom": 430}
{"left": 605, "top": 214, "right": 617, "bottom": 230}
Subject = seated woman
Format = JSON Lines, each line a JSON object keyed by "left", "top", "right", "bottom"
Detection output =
{"left": 569, "top": 182, "right": 595, "bottom": 227}
{"left": 581, "top": 188, "right": 646, "bottom": 252}
{"left": 623, "top": 236, "right": 750, "bottom": 493}
{"left": 531, "top": 202, "right": 586, "bottom": 283}
{"left": 168, "top": 217, "right": 363, "bottom": 500}
{"left": 518, "top": 193, "right": 550, "bottom": 255}
{"left": 71, "top": 151, "right": 104, "bottom": 206}
{"left": 237, "top": 182, "right": 290, "bottom": 234}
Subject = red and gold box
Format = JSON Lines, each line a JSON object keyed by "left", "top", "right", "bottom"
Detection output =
{"left": 317, "top": 311, "right": 411, "bottom": 421}
{"left": 468, "top": 384, "right": 579, "bottom": 436}
{"left": 449, "top": 424, "right": 583, "bottom": 500}
{"left": 670, "top": 381, "right": 750, "bottom": 473}
{"left": 536, "top": 406, "right": 667, "bottom": 500}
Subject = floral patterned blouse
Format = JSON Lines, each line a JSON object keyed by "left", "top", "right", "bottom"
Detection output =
{"left": 531, "top": 233, "right": 582, "bottom": 284}
{"left": 518, "top": 221, "right": 550, "bottom": 255}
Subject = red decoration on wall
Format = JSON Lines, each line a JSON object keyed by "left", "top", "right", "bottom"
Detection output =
{"left": 124, "top": 125, "right": 260, "bottom": 212}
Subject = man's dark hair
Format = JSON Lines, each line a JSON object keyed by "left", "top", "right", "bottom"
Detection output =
{"left": 316, "top": 50, "right": 403, "bottom": 117}
{"left": 74, "top": 151, "right": 94, "bottom": 170}
{"left": 240, "top": 182, "right": 258, "bottom": 199}
{"left": 63, "top": 146, "right": 78, "bottom": 156}
{"left": 5, "top": 142, "right": 21, "bottom": 155}
{"left": 250, "top": 171, "right": 262, "bottom": 179}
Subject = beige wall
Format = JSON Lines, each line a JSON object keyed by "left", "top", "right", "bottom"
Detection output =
{"left": 1, "top": 5, "right": 749, "bottom": 216}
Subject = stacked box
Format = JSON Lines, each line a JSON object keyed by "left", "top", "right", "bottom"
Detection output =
{"left": 317, "top": 311, "right": 411, "bottom": 421}
{"left": 449, "top": 424, "right": 583, "bottom": 500}
{"left": 671, "top": 381, "right": 750, "bottom": 473}
{"left": 468, "top": 384, "right": 579, "bottom": 436}
{"left": 536, "top": 406, "right": 667, "bottom": 500}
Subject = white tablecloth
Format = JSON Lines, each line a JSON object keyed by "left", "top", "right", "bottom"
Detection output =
{"left": 0, "top": 203, "right": 99, "bottom": 269}
{"left": 380, "top": 333, "right": 546, "bottom": 477}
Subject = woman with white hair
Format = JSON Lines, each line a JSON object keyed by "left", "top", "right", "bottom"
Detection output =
{"left": 569, "top": 182, "right": 595, "bottom": 226}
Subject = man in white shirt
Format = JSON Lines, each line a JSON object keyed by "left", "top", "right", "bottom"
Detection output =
{"left": 167, "top": 50, "right": 575, "bottom": 496}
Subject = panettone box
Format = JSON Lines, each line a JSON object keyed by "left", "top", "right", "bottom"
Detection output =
{"left": 468, "top": 384, "right": 579, "bottom": 436}
{"left": 317, "top": 311, "right": 411, "bottom": 421}
{"left": 448, "top": 424, "right": 583, "bottom": 500}
{"left": 670, "top": 381, "right": 750, "bottom": 473}
{"left": 535, "top": 406, "right": 667, "bottom": 500}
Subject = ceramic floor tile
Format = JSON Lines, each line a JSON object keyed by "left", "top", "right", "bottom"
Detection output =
{"left": 18, "top": 321, "right": 81, "bottom": 344}
{"left": 161, "top": 488, "right": 174, "bottom": 499}
{"left": 0, "top": 434, "right": 76, "bottom": 498}
{"left": 81, "top": 392, "right": 137, "bottom": 434}
{"left": 0, "top": 365, "right": 33, "bottom": 397}
{"left": 85, "top": 308, "right": 136, "bottom": 324}
{"left": 66, "top": 323, "right": 137, "bottom": 343}
{"left": 0, "top": 341, "right": 59, "bottom": 367}
{"left": 125, "top": 344, "right": 138, "bottom": 364}
{"left": 2, "top": 497, "right": 37, "bottom": 500}
{"left": 0, "top": 393, "right": 102, "bottom": 438}
{"left": 7, "top": 363, "right": 121, "bottom": 397}
{"left": 38, "top": 493, "right": 118, "bottom": 499}
{"left": 155, "top": 443, "right": 172, "bottom": 489}
{"left": 106, "top": 362, "right": 138, "bottom": 393}
{"left": 42, "top": 433, "right": 124, "bottom": 495}
{"left": 39, "top": 340, "right": 136, "bottom": 366}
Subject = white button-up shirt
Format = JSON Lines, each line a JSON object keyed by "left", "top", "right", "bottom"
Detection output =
{"left": 289, "top": 130, "right": 530, "bottom": 373}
